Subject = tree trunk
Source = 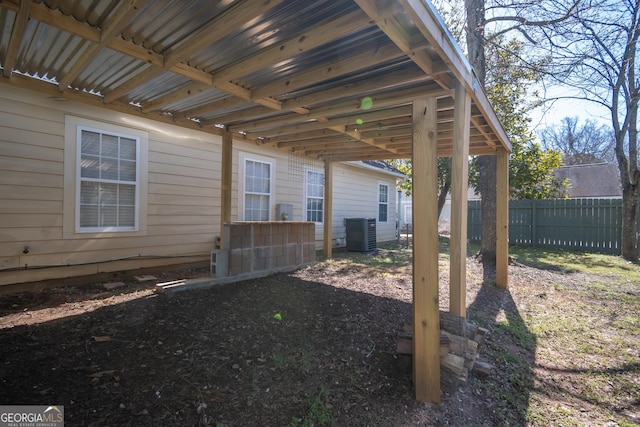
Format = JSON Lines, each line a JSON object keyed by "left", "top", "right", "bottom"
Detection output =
{"left": 621, "top": 92, "right": 639, "bottom": 260}
{"left": 479, "top": 155, "right": 497, "bottom": 270}
{"left": 621, "top": 186, "right": 639, "bottom": 260}
{"left": 465, "top": 0, "right": 495, "bottom": 273}
{"left": 465, "top": 0, "right": 486, "bottom": 84}
{"left": 437, "top": 178, "right": 451, "bottom": 221}
{"left": 616, "top": 55, "right": 639, "bottom": 261}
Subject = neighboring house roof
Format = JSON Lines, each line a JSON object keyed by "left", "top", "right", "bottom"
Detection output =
{"left": 348, "top": 161, "right": 406, "bottom": 179}
{"left": 362, "top": 160, "right": 405, "bottom": 177}
{"left": 554, "top": 163, "right": 622, "bottom": 198}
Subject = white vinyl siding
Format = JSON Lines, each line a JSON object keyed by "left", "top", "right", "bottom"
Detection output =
{"left": 306, "top": 170, "right": 324, "bottom": 223}
{"left": 77, "top": 127, "right": 139, "bottom": 231}
{"left": 1, "top": 85, "right": 404, "bottom": 286}
{"left": 378, "top": 183, "right": 389, "bottom": 223}
{"left": 331, "top": 164, "right": 398, "bottom": 245}
{"left": 244, "top": 158, "right": 272, "bottom": 221}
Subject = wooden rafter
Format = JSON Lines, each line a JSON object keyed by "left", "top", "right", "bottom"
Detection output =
{"left": 2, "top": 0, "right": 30, "bottom": 78}
{"left": 58, "top": 0, "right": 148, "bottom": 90}
{"left": 0, "top": 0, "right": 511, "bottom": 161}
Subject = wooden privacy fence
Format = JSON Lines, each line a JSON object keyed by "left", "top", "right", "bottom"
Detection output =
{"left": 468, "top": 199, "right": 639, "bottom": 254}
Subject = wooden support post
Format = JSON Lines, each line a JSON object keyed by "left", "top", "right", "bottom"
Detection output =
{"left": 450, "top": 80, "right": 471, "bottom": 317}
{"left": 412, "top": 97, "right": 441, "bottom": 403}
{"left": 219, "top": 128, "right": 233, "bottom": 248}
{"left": 496, "top": 147, "right": 509, "bottom": 289}
{"left": 323, "top": 160, "right": 333, "bottom": 258}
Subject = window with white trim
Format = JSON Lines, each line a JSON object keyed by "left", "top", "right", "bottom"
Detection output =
{"left": 378, "top": 183, "right": 389, "bottom": 223}
{"left": 306, "top": 170, "right": 324, "bottom": 223}
{"left": 77, "top": 127, "right": 139, "bottom": 231}
{"left": 244, "top": 158, "right": 272, "bottom": 221}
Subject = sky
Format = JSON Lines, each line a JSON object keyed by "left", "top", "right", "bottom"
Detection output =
{"left": 528, "top": 87, "right": 612, "bottom": 133}
{"left": 430, "top": 0, "right": 618, "bottom": 135}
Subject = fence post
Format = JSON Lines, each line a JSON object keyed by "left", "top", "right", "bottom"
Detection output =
{"left": 531, "top": 199, "right": 537, "bottom": 247}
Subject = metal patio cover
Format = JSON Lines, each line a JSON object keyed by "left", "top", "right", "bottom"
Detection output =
{"left": 0, "top": 0, "right": 511, "bottom": 160}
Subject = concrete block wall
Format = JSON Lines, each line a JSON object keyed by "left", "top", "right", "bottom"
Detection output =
{"left": 223, "top": 222, "right": 315, "bottom": 276}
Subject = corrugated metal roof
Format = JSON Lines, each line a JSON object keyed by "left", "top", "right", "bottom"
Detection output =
{"left": 0, "top": 0, "right": 511, "bottom": 160}
{"left": 75, "top": 48, "right": 145, "bottom": 93}
{"left": 125, "top": 0, "right": 234, "bottom": 53}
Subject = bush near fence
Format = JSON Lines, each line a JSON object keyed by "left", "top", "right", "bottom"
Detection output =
{"left": 468, "top": 198, "right": 640, "bottom": 255}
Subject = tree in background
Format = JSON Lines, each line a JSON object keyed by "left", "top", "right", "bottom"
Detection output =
{"left": 463, "top": 0, "right": 575, "bottom": 269}
{"left": 476, "top": 36, "right": 565, "bottom": 201}
{"left": 537, "top": 0, "right": 640, "bottom": 260}
{"left": 433, "top": 0, "right": 582, "bottom": 270}
{"left": 437, "top": 0, "right": 638, "bottom": 260}
{"left": 393, "top": 4, "right": 567, "bottom": 243}
{"left": 539, "top": 117, "right": 616, "bottom": 165}
{"left": 391, "top": 158, "right": 452, "bottom": 221}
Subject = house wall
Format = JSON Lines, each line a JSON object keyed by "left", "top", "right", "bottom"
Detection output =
{"left": 0, "top": 85, "right": 222, "bottom": 286}
{"left": 331, "top": 163, "right": 398, "bottom": 245}
{"left": 0, "top": 85, "right": 399, "bottom": 287}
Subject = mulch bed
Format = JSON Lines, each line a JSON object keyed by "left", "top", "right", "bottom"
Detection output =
{"left": 0, "top": 247, "right": 520, "bottom": 426}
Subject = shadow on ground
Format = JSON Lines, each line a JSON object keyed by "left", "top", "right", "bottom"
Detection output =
{"left": 466, "top": 277, "right": 537, "bottom": 425}
{"left": 0, "top": 272, "right": 425, "bottom": 426}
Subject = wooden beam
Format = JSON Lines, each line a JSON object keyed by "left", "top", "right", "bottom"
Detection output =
{"left": 269, "top": 129, "right": 347, "bottom": 144}
{"left": 318, "top": 152, "right": 410, "bottom": 162}
{"left": 2, "top": 0, "right": 30, "bottom": 78}
{"left": 16, "top": 1, "right": 279, "bottom": 108}
{"left": 141, "top": 82, "right": 212, "bottom": 113}
{"left": 231, "top": 82, "right": 449, "bottom": 133}
{"left": 411, "top": 96, "right": 440, "bottom": 403}
{"left": 58, "top": 0, "right": 147, "bottom": 90}
{"left": 302, "top": 145, "right": 385, "bottom": 156}
{"left": 251, "top": 105, "right": 413, "bottom": 138}
{"left": 202, "top": 105, "right": 279, "bottom": 127}
{"left": 110, "top": 0, "right": 285, "bottom": 107}
{"left": 496, "top": 147, "right": 509, "bottom": 289}
{"left": 211, "top": 10, "right": 371, "bottom": 86}
{"left": 220, "top": 128, "right": 233, "bottom": 248}
{"left": 288, "top": 142, "right": 366, "bottom": 153}
{"left": 360, "top": 127, "right": 412, "bottom": 140}
{"left": 401, "top": 0, "right": 512, "bottom": 152}
{"left": 173, "top": 96, "right": 247, "bottom": 120}
{"left": 449, "top": 80, "right": 471, "bottom": 317}
{"left": 354, "top": 0, "right": 452, "bottom": 91}
{"left": 346, "top": 116, "right": 412, "bottom": 132}
{"left": 328, "top": 125, "right": 400, "bottom": 154}
{"left": 164, "top": 0, "right": 285, "bottom": 69}
{"left": 103, "top": 66, "right": 166, "bottom": 104}
{"left": 140, "top": 11, "right": 369, "bottom": 114}
{"left": 252, "top": 43, "right": 406, "bottom": 100}
{"left": 323, "top": 161, "right": 333, "bottom": 258}
{"left": 280, "top": 68, "right": 428, "bottom": 112}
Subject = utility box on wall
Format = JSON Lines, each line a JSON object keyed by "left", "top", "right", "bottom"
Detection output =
{"left": 345, "top": 218, "right": 376, "bottom": 252}
{"left": 276, "top": 203, "right": 293, "bottom": 221}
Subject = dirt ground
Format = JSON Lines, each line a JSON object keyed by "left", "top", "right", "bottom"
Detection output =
{"left": 0, "top": 243, "right": 633, "bottom": 426}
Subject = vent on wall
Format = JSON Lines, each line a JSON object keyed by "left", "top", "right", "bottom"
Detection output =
{"left": 345, "top": 218, "right": 376, "bottom": 252}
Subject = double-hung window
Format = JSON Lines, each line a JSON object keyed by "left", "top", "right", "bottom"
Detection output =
{"left": 306, "top": 170, "right": 324, "bottom": 223}
{"left": 378, "top": 183, "right": 389, "bottom": 223}
{"left": 78, "top": 127, "right": 139, "bottom": 231}
{"left": 244, "top": 159, "right": 271, "bottom": 221}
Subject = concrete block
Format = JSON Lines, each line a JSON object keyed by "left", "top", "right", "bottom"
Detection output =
{"left": 103, "top": 281, "right": 126, "bottom": 290}
{"left": 229, "top": 250, "right": 243, "bottom": 275}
